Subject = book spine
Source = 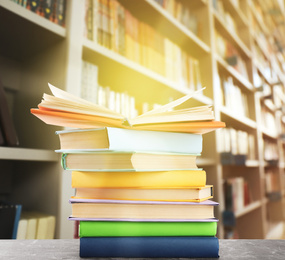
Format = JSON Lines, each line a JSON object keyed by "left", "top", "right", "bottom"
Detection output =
{"left": 79, "top": 221, "right": 217, "bottom": 237}
{"left": 80, "top": 236, "right": 219, "bottom": 258}
{"left": 43, "top": 0, "right": 54, "bottom": 20}
{"left": 54, "top": 0, "right": 66, "bottom": 27}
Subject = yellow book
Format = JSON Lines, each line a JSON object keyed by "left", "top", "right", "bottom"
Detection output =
{"left": 71, "top": 170, "right": 206, "bottom": 188}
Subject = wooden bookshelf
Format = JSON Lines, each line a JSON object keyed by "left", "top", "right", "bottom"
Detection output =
{"left": 1, "top": 0, "right": 285, "bottom": 239}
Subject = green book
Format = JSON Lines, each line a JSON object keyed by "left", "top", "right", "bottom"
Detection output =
{"left": 79, "top": 221, "right": 217, "bottom": 237}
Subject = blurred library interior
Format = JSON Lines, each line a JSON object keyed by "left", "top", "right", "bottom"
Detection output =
{"left": 1, "top": 0, "right": 285, "bottom": 240}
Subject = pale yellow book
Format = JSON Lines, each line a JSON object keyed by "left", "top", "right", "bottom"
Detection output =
{"left": 73, "top": 185, "right": 213, "bottom": 202}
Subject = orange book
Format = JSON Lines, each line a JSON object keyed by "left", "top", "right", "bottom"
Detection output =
{"left": 31, "top": 83, "right": 225, "bottom": 134}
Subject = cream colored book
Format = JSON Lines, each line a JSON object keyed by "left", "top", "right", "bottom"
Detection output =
{"left": 73, "top": 185, "right": 213, "bottom": 202}
{"left": 69, "top": 198, "right": 218, "bottom": 220}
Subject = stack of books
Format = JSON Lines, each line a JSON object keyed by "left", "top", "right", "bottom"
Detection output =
{"left": 31, "top": 83, "right": 225, "bottom": 258}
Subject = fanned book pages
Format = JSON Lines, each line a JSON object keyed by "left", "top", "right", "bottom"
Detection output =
{"left": 30, "top": 83, "right": 225, "bottom": 134}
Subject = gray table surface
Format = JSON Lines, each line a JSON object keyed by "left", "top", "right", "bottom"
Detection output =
{"left": 0, "top": 239, "right": 285, "bottom": 259}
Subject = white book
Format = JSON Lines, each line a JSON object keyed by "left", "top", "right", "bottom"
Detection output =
{"left": 56, "top": 127, "right": 203, "bottom": 154}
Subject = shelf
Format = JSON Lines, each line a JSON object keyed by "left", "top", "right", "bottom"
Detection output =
{"left": 249, "top": 2, "right": 270, "bottom": 36}
{"left": 216, "top": 55, "right": 253, "bottom": 91}
{"left": 118, "top": 0, "right": 210, "bottom": 58}
{"left": 261, "top": 127, "right": 278, "bottom": 139}
{"left": 213, "top": 11, "right": 251, "bottom": 59}
{"left": 220, "top": 106, "right": 257, "bottom": 130}
{"left": 0, "top": 147, "right": 59, "bottom": 162}
{"left": 254, "top": 60, "right": 274, "bottom": 86}
{"left": 222, "top": 0, "right": 249, "bottom": 28}
{"left": 83, "top": 40, "right": 213, "bottom": 105}
{"left": 0, "top": 0, "right": 66, "bottom": 60}
{"left": 235, "top": 200, "right": 262, "bottom": 218}
{"left": 252, "top": 34, "right": 272, "bottom": 64}
{"left": 263, "top": 99, "right": 277, "bottom": 113}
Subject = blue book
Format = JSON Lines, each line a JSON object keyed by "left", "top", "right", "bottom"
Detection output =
{"left": 80, "top": 236, "right": 219, "bottom": 258}
{"left": 12, "top": 205, "right": 22, "bottom": 239}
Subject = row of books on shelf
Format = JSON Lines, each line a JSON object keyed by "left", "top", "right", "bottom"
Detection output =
{"left": 224, "top": 177, "right": 252, "bottom": 214}
{"left": 213, "top": 0, "right": 238, "bottom": 37}
{"left": 153, "top": 0, "right": 200, "bottom": 37}
{"left": 223, "top": 177, "right": 251, "bottom": 239}
{"left": 220, "top": 76, "right": 249, "bottom": 118}
{"left": 81, "top": 61, "right": 164, "bottom": 118}
{"left": 219, "top": 127, "right": 256, "bottom": 165}
{"left": 30, "top": 84, "right": 225, "bottom": 257}
{"left": 10, "top": 0, "right": 66, "bottom": 27}
{"left": 215, "top": 30, "right": 249, "bottom": 81}
{"left": 84, "top": 0, "right": 202, "bottom": 91}
{"left": 0, "top": 202, "right": 55, "bottom": 239}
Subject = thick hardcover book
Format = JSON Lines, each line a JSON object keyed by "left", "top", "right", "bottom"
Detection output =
{"left": 71, "top": 170, "right": 206, "bottom": 188}
{"left": 69, "top": 198, "right": 218, "bottom": 220}
{"left": 31, "top": 83, "right": 225, "bottom": 134}
{"left": 80, "top": 236, "right": 219, "bottom": 258}
{"left": 73, "top": 185, "right": 213, "bottom": 202}
{"left": 79, "top": 220, "right": 217, "bottom": 237}
{"left": 0, "top": 203, "right": 16, "bottom": 239}
{"left": 60, "top": 151, "right": 200, "bottom": 171}
{"left": 56, "top": 127, "right": 203, "bottom": 154}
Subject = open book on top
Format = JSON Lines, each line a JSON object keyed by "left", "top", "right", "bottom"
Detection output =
{"left": 30, "top": 83, "right": 225, "bottom": 134}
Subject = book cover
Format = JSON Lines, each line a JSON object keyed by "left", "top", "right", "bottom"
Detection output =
{"left": 71, "top": 169, "right": 207, "bottom": 188}
{"left": 43, "top": 0, "right": 54, "bottom": 20}
{"left": 79, "top": 220, "right": 218, "bottom": 237}
{"left": 56, "top": 127, "right": 203, "bottom": 154}
{"left": 73, "top": 185, "right": 213, "bottom": 202}
{"left": 60, "top": 151, "right": 200, "bottom": 171}
{"left": 69, "top": 198, "right": 218, "bottom": 220}
{"left": 80, "top": 236, "right": 219, "bottom": 258}
{"left": 0, "top": 203, "right": 16, "bottom": 239}
{"left": 12, "top": 204, "right": 22, "bottom": 239}
{"left": 54, "top": 0, "right": 66, "bottom": 26}
{"left": 0, "top": 76, "right": 19, "bottom": 146}
{"left": 30, "top": 83, "right": 225, "bottom": 134}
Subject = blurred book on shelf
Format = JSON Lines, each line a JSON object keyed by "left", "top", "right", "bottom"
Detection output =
{"left": 12, "top": 0, "right": 67, "bottom": 27}
{"left": 219, "top": 127, "right": 256, "bottom": 165}
{"left": 83, "top": 0, "right": 203, "bottom": 92}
